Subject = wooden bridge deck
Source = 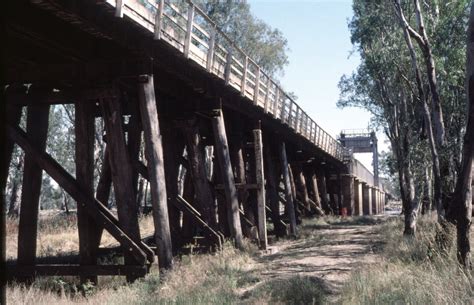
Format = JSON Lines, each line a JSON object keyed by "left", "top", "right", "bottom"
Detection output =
{"left": 4, "top": 0, "right": 386, "bottom": 282}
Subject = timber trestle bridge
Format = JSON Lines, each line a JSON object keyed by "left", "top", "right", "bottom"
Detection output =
{"left": 4, "top": 0, "right": 388, "bottom": 282}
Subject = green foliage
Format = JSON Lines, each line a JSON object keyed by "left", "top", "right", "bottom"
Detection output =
{"left": 340, "top": 0, "right": 470, "bottom": 213}
{"left": 196, "top": 1, "right": 289, "bottom": 77}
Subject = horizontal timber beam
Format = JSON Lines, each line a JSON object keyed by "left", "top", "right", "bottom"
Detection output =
{"left": 6, "top": 264, "right": 148, "bottom": 278}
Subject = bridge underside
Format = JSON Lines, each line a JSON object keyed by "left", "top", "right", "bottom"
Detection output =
{"left": 3, "top": 0, "right": 386, "bottom": 282}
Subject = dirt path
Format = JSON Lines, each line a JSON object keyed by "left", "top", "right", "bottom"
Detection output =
{"left": 243, "top": 218, "right": 385, "bottom": 302}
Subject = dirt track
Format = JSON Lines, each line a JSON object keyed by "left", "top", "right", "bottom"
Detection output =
{"left": 244, "top": 217, "right": 385, "bottom": 301}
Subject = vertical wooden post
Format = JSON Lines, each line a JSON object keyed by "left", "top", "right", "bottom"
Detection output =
{"left": 292, "top": 107, "right": 299, "bottom": 132}
{"left": 206, "top": 27, "right": 216, "bottom": 72}
{"left": 224, "top": 50, "right": 233, "bottom": 85}
{"left": 264, "top": 77, "right": 271, "bottom": 113}
{"left": 229, "top": 133, "right": 255, "bottom": 239}
{"left": 287, "top": 163, "right": 302, "bottom": 221}
{"left": 253, "top": 127, "right": 267, "bottom": 249}
{"left": 115, "top": 0, "right": 124, "bottom": 18}
{"left": 75, "top": 102, "right": 99, "bottom": 284}
{"left": 292, "top": 163, "right": 311, "bottom": 213}
{"left": 279, "top": 142, "right": 297, "bottom": 236}
{"left": 264, "top": 137, "right": 285, "bottom": 237}
{"left": 318, "top": 169, "right": 332, "bottom": 214}
{"left": 308, "top": 168, "right": 323, "bottom": 212}
{"left": 253, "top": 67, "right": 261, "bottom": 104}
{"left": 154, "top": 0, "right": 165, "bottom": 40}
{"left": 101, "top": 92, "right": 143, "bottom": 279}
{"left": 212, "top": 154, "right": 230, "bottom": 236}
{"left": 184, "top": 3, "right": 194, "bottom": 58}
{"left": 287, "top": 102, "right": 293, "bottom": 126}
{"left": 274, "top": 86, "right": 280, "bottom": 116}
{"left": 372, "top": 187, "right": 378, "bottom": 215}
{"left": 354, "top": 179, "right": 363, "bottom": 216}
{"left": 337, "top": 173, "right": 344, "bottom": 215}
{"left": 138, "top": 75, "right": 173, "bottom": 269}
{"left": 361, "top": 182, "right": 371, "bottom": 215}
{"left": 17, "top": 105, "right": 50, "bottom": 278}
{"left": 341, "top": 175, "right": 355, "bottom": 216}
{"left": 183, "top": 118, "right": 215, "bottom": 228}
{"left": 161, "top": 120, "right": 185, "bottom": 249}
{"left": 211, "top": 109, "right": 243, "bottom": 249}
{"left": 127, "top": 113, "right": 142, "bottom": 204}
{"left": 241, "top": 56, "right": 248, "bottom": 96}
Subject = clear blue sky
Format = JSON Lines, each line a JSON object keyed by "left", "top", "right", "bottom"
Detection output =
{"left": 248, "top": 0, "right": 388, "bottom": 171}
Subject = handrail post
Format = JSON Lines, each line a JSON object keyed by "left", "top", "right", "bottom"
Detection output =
{"left": 241, "top": 56, "right": 248, "bottom": 96}
{"left": 274, "top": 85, "right": 280, "bottom": 117}
{"left": 184, "top": 3, "right": 195, "bottom": 58}
{"left": 279, "top": 91, "right": 286, "bottom": 121}
{"left": 115, "top": 0, "right": 124, "bottom": 18}
{"left": 154, "top": 0, "right": 165, "bottom": 40}
{"left": 290, "top": 104, "right": 297, "bottom": 130}
{"left": 264, "top": 77, "right": 271, "bottom": 113}
{"left": 224, "top": 49, "right": 232, "bottom": 85}
{"left": 253, "top": 67, "right": 261, "bottom": 104}
{"left": 288, "top": 102, "right": 294, "bottom": 125}
{"left": 303, "top": 114, "right": 307, "bottom": 136}
{"left": 206, "top": 26, "right": 216, "bottom": 72}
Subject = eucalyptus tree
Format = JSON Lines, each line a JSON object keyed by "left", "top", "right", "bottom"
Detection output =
{"left": 340, "top": 0, "right": 429, "bottom": 234}
{"left": 392, "top": 0, "right": 470, "bottom": 221}
{"left": 196, "top": 0, "right": 289, "bottom": 77}
{"left": 340, "top": 0, "right": 469, "bottom": 235}
{"left": 447, "top": 1, "right": 474, "bottom": 268}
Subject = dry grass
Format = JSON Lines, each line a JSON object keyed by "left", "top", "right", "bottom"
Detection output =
{"left": 339, "top": 214, "right": 474, "bottom": 305}
{"left": 6, "top": 211, "right": 156, "bottom": 260}
{"left": 13, "top": 210, "right": 470, "bottom": 304}
{"left": 7, "top": 242, "right": 258, "bottom": 305}
{"left": 6, "top": 212, "right": 326, "bottom": 304}
{"left": 6, "top": 211, "right": 78, "bottom": 260}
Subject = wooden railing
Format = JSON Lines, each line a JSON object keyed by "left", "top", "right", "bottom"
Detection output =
{"left": 108, "top": 0, "right": 346, "bottom": 161}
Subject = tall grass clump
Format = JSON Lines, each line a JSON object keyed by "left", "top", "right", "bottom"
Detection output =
{"left": 340, "top": 215, "right": 474, "bottom": 305}
{"left": 7, "top": 241, "right": 258, "bottom": 305}
{"left": 247, "top": 275, "right": 326, "bottom": 305}
{"left": 106, "top": 242, "right": 256, "bottom": 305}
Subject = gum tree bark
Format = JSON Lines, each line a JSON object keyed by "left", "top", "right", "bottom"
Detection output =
{"left": 447, "top": 3, "right": 474, "bottom": 268}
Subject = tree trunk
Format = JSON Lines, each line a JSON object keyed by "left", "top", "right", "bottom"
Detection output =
{"left": 7, "top": 155, "right": 23, "bottom": 217}
{"left": 447, "top": 3, "right": 474, "bottom": 268}
{"left": 394, "top": 0, "right": 447, "bottom": 219}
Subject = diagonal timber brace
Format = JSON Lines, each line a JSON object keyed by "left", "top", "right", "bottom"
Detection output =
{"left": 7, "top": 123, "right": 153, "bottom": 265}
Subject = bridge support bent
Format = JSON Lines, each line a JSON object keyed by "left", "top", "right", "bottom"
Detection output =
{"left": 17, "top": 105, "right": 50, "bottom": 283}
{"left": 280, "top": 142, "right": 297, "bottom": 237}
{"left": 211, "top": 109, "right": 244, "bottom": 249}
{"left": 342, "top": 175, "right": 355, "bottom": 216}
{"left": 138, "top": 74, "right": 173, "bottom": 269}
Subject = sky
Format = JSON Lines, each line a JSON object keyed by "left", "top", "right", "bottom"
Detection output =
{"left": 248, "top": 0, "right": 389, "bottom": 172}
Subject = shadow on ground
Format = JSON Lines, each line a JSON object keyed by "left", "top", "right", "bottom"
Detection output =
{"left": 242, "top": 216, "right": 387, "bottom": 303}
